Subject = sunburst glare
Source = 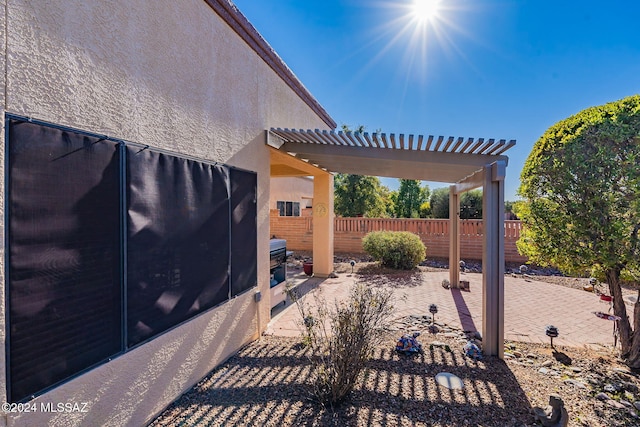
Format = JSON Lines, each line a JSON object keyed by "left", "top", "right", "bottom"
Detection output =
{"left": 411, "top": 0, "right": 442, "bottom": 24}
{"left": 354, "top": 0, "right": 476, "bottom": 85}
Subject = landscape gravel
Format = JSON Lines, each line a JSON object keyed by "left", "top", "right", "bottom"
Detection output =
{"left": 151, "top": 254, "right": 640, "bottom": 426}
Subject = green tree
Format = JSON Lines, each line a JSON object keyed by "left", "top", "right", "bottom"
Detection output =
{"left": 460, "top": 190, "right": 483, "bottom": 219}
{"left": 394, "top": 179, "right": 429, "bottom": 218}
{"left": 505, "top": 200, "right": 525, "bottom": 220}
{"left": 334, "top": 124, "right": 391, "bottom": 217}
{"left": 418, "top": 201, "right": 431, "bottom": 218}
{"left": 517, "top": 95, "right": 640, "bottom": 368}
{"left": 334, "top": 174, "right": 389, "bottom": 217}
{"left": 429, "top": 187, "right": 449, "bottom": 218}
{"left": 429, "top": 188, "right": 483, "bottom": 219}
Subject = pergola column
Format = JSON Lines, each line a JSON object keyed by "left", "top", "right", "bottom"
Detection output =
{"left": 449, "top": 185, "right": 460, "bottom": 288}
{"left": 312, "top": 173, "right": 334, "bottom": 277}
{"left": 482, "top": 161, "right": 506, "bottom": 358}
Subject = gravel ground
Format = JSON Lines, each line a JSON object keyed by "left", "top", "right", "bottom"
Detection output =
{"left": 151, "top": 333, "right": 640, "bottom": 426}
{"left": 151, "top": 254, "right": 640, "bottom": 426}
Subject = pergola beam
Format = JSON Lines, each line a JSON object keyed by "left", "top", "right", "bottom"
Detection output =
{"left": 279, "top": 141, "right": 508, "bottom": 183}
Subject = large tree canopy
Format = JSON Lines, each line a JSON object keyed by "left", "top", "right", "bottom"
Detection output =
{"left": 429, "top": 187, "right": 483, "bottom": 219}
{"left": 394, "top": 179, "right": 429, "bottom": 218}
{"left": 517, "top": 94, "right": 640, "bottom": 367}
{"left": 334, "top": 174, "right": 391, "bottom": 217}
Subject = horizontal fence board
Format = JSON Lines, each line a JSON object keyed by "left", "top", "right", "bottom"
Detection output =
{"left": 271, "top": 216, "right": 526, "bottom": 262}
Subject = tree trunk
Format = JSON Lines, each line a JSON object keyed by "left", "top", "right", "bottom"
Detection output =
{"left": 606, "top": 268, "right": 633, "bottom": 357}
{"left": 628, "top": 290, "right": 640, "bottom": 370}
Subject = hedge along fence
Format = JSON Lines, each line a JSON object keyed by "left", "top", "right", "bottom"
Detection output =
{"left": 270, "top": 212, "right": 527, "bottom": 263}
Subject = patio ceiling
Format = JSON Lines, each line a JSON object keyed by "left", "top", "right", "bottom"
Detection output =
{"left": 268, "top": 128, "right": 515, "bottom": 183}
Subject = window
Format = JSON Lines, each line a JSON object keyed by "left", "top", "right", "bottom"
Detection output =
{"left": 6, "top": 116, "right": 257, "bottom": 402}
{"left": 277, "top": 201, "right": 300, "bottom": 216}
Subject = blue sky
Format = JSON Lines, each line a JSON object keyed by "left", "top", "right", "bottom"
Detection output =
{"left": 232, "top": 0, "right": 640, "bottom": 200}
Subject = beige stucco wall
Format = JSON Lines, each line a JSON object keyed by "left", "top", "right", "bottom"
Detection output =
{"left": 270, "top": 176, "right": 314, "bottom": 211}
{"left": 0, "top": 0, "right": 331, "bottom": 425}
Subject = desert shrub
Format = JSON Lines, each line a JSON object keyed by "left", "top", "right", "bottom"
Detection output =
{"left": 362, "top": 231, "right": 426, "bottom": 270}
{"left": 289, "top": 282, "right": 394, "bottom": 407}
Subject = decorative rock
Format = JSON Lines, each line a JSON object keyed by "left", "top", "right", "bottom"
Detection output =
{"left": 595, "top": 392, "right": 609, "bottom": 401}
{"left": 539, "top": 367, "right": 550, "bottom": 375}
{"left": 435, "top": 372, "right": 464, "bottom": 390}
{"left": 531, "top": 394, "right": 568, "bottom": 427}
{"left": 541, "top": 360, "right": 553, "bottom": 367}
{"left": 570, "top": 367, "right": 582, "bottom": 373}
{"left": 526, "top": 353, "right": 538, "bottom": 359}
{"left": 563, "top": 379, "right": 587, "bottom": 389}
{"left": 512, "top": 350, "right": 523, "bottom": 358}
{"left": 443, "top": 332, "right": 459, "bottom": 338}
{"left": 604, "top": 383, "right": 621, "bottom": 393}
{"left": 619, "top": 399, "right": 633, "bottom": 408}
{"left": 606, "top": 399, "right": 626, "bottom": 410}
{"left": 431, "top": 341, "right": 447, "bottom": 347}
{"left": 633, "top": 401, "right": 640, "bottom": 410}
{"left": 503, "top": 352, "right": 516, "bottom": 359}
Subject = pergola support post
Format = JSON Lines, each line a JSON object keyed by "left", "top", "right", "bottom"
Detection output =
{"left": 482, "top": 161, "right": 506, "bottom": 358}
{"left": 312, "top": 173, "right": 334, "bottom": 277}
{"left": 449, "top": 185, "right": 460, "bottom": 288}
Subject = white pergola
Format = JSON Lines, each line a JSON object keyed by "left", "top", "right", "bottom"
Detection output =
{"left": 268, "top": 128, "right": 515, "bottom": 358}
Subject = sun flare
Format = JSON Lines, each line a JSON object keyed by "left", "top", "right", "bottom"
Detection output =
{"left": 412, "top": 0, "right": 441, "bottom": 23}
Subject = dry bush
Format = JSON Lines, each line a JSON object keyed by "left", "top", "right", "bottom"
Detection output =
{"left": 289, "top": 282, "right": 394, "bottom": 407}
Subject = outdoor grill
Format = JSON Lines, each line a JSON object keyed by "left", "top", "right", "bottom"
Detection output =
{"left": 269, "top": 239, "right": 287, "bottom": 308}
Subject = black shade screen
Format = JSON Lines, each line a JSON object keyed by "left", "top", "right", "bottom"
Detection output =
{"left": 126, "top": 148, "right": 231, "bottom": 346}
{"left": 7, "top": 120, "right": 122, "bottom": 402}
{"left": 230, "top": 168, "right": 257, "bottom": 296}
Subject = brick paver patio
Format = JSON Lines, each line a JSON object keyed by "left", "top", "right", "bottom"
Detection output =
{"left": 266, "top": 270, "right": 630, "bottom": 349}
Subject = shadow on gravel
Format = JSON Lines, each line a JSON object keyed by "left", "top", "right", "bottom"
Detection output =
{"left": 151, "top": 336, "right": 532, "bottom": 426}
{"left": 356, "top": 265, "right": 424, "bottom": 288}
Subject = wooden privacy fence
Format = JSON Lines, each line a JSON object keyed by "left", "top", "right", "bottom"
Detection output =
{"left": 270, "top": 214, "right": 527, "bottom": 263}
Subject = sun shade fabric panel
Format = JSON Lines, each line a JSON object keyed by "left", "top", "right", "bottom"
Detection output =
{"left": 5, "top": 116, "right": 259, "bottom": 402}
{"left": 126, "top": 148, "right": 231, "bottom": 347}
{"left": 230, "top": 168, "right": 257, "bottom": 296}
{"left": 7, "top": 120, "right": 122, "bottom": 403}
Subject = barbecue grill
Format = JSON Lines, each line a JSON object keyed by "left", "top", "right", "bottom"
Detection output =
{"left": 269, "top": 239, "right": 287, "bottom": 308}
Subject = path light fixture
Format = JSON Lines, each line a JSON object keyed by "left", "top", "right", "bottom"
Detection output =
{"left": 459, "top": 260, "right": 466, "bottom": 272}
{"left": 429, "top": 304, "right": 438, "bottom": 324}
{"left": 350, "top": 260, "right": 356, "bottom": 275}
{"left": 545, "top": 325, "right": 559, "bottom": 348}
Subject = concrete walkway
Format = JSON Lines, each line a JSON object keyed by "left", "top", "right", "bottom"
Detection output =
{"left": 266, "top": 270, "right": 632, "bottom": 349}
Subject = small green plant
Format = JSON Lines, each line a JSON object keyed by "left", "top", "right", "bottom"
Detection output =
{"left": 362, "top": 231, "right": 426, "bottom": 270}
{"left": 288, "top": 282, "right": 394, "bottom": 407}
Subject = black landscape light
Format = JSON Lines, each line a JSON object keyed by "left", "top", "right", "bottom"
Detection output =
{"left": 545, "top": 325, "right": 559, "bottom": 348}
{"left": 429, "top": 304, "right": 438, "bottom": 324}
{"left": 350, "top": 260, "right": 356, "bottom": 275}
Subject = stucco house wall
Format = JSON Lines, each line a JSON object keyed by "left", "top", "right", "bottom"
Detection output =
{"left": 270, "top": 176, "right": 314, "bottom": 212}
{"left": 0, "top": 0, "right": 333, "bottom": 425}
